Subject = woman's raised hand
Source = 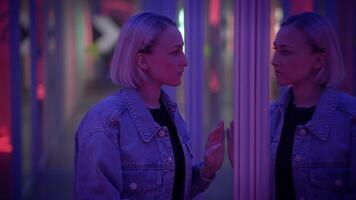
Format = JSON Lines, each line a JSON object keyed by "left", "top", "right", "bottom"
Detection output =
{"left": 201, "top": 121, "right": 225, "bottom": 178}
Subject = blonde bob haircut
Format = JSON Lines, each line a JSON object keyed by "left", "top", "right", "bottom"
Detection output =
{"left": 281, "top": 12, "right": 345, "bottom": 88}
{"left": 110, "top": 12, "right": 176, "bottom": 88}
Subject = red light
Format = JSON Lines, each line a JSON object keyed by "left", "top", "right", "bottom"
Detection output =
{"left": 290, "top": 0, "right": 313, "bottom": 14}
{"left": 209, "top": 0, "right": 220, "bottom": 27}
{"left": 0, "top": 126, "right": 12, "bottom": 153}
{"left": 209, "top": 69, "right": 220, "bottom": 93}
{"left": 37, "top": 84, "right": 45, "bottom": 100}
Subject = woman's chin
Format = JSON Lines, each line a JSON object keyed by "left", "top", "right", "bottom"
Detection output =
{"left": 164, "top": 81, "right": 181, "bottom": 87}
{"left": 276, "top": 79, "right": 289, "bottom": 86}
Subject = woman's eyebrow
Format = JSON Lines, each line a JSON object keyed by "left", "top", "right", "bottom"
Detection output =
{"left": 273, "top": 42, "right": 295, "bottom": 49}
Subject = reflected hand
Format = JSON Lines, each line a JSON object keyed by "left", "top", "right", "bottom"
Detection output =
{"left": 226, "top": 120, "right": 234, "bottom": 168}
{"left": 202, "top": 121, "right": 225, "bottom": 178}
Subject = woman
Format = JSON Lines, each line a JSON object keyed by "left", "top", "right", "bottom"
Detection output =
{"left": 227, "top": 12, "right": 356, "bottom": 199}
{"left": 271, "top": 12, "right": 356, "bottom": 200}
{"left": 75, "top": 12, "right": 225, "bottom": 200}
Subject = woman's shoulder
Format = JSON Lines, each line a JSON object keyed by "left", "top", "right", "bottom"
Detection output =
{"left": 90, "top": 90, "right": 127, "bottom": 115}
{"left": 334, "top": 89, "right": 356, "bottom": 116}
{"left": 84, "top": 90, "right": 127, "bottom": 120}
{"left": 269, "top": 87, "right": 292, "bottom": 111}
{"left": 75, "top": 90, "right": 127, "bottom": 140}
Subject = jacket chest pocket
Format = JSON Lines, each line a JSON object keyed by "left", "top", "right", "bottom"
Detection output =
{"left": 122, "top": 169, "right": 162, "bottom": 200}
{"left": 309, "top": 167, "right": 349, "bottom": 192}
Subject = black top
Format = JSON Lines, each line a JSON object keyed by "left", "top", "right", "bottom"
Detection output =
{"left": 275, "top": 99, "right": 315, "bottom": 200}
{"left": 149, "top": 103, "right": 185, "bottom": 200}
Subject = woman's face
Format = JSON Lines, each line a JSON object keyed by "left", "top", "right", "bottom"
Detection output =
{"left": 271, "top": 25, "right": 319, "bottom": 86}
{"left": 143, "top": 25, "right": 188, "bottom": 87}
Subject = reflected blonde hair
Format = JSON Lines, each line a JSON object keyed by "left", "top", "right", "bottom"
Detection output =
{"left": 282, "top": 12, "right": 345, "bottom": 87}
{"left": 110, "top": 12, "right": 176, "bottom": 88}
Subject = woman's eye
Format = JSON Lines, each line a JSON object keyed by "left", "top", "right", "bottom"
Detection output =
{"left": 280, "top": 49, "right": 291, "bottom": 55}
{"left": 172, "top": 49, "right": 182, "bottom": 55}
{"left": 273, "top": 47, "right": 292, "bottom": 55}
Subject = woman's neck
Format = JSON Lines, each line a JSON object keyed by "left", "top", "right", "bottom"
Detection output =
{"left": 292, "top": 82, "right": 322, "bottom": 108}
{"left": 138, "top": 84, "right": 161, "bottom": 109}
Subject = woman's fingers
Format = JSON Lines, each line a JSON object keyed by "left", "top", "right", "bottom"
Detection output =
{"left": 203, "top": 121, "right": 227, "bottom": 175}
{"left": 205, "top": 142, "right": 223, "bottom": 155}
{"left": 226, "top": 120, "right": 234, "bottom": 167}
{"left": 206, "top": 121, "right": 225, "bottom": 145}
{"left": 226, "top": 128, "right": 231, "bottom": 141}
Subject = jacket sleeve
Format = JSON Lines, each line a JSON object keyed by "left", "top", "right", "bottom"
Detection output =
{"left": 190, "top": 162, "right": 215, "bottom": 198}
{"left": 345, "top": 116, "right": 356, "bottom": 200}
{"left": 75, "top": 131, "right": 127, "bottom": 200}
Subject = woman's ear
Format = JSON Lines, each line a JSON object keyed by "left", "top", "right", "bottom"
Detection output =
{"left": 313, "top": 52, "right": 326, "bottom": 70}
{"left": 136, "top": 53, "right": 149, "bottom": 71}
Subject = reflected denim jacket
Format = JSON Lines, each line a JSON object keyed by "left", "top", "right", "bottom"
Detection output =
{"left": 270, "top": 87, "right": 356, "bottom": 200}
{"left": 74, "top": 88, "right": 213, "bottom": 200}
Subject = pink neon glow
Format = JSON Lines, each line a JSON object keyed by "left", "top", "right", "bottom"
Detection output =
{"left": 209, "top": 69, "right": 220, "bottom": 93}
{"left": 290, "top": 0, "right": 313, "bottom": 14}
{"left": 0, "top": 127, "right": 12, "bottom": 153}
{"left": 37, "top": 84, "right": 46, "bottom": 100}
{"left": 0, "top": 1, "right": 12, "bottom": 154}
{"left": 209, "top": 0, "right": 220, "bottom": 27}
{"left": 37, "top": 57, "right": 45, "bottom": 100}
{"left": 101, "top": 0, "right": 134, "bottom": 15}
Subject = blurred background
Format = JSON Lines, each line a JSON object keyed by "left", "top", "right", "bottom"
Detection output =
{"left": 0, "top": 0, "right": 355, "bottom": 199}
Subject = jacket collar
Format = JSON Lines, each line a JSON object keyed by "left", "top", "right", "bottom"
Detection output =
{"left": 275, "top": 87, "right": 340, "bottom": 141}
{"left": 305, "top": 88, "right": 339, "bottom": 140}
{"left": 274, "top": 87, "right": 292, "bottom": 112}
{"left": 121, "top": 88, "right": 177, "bottom": 142}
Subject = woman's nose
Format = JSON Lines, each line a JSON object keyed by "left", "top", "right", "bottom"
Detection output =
{"left": 181, "top": 53, "right": 188, "bottom": 67}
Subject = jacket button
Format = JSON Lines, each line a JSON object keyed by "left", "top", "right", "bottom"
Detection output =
{"left": 299, "top": 128, "right": 307, "bottom": 136}
{"left": 159, "top": 130, "right": 166, "bottom": 137}
{"left": 129, "top": 182, "right": 137, "bottom": 190}
{"left": 335, "top": 179, "right": 343, "bottom": 187}
{"left": 168, "top": 156, "right": 173, "bottom": 163}
{"left": 167, "top": 157, "right": 175, "bottom": 165}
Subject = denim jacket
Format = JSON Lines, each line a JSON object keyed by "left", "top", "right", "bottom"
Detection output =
{"left": 270, "top": 87, "right": 356, "bottom": 200}
{"left": 74, "top": 88, "right": 213, "bottom": 200}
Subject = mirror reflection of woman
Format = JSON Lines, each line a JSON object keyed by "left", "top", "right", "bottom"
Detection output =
{"left": 75, "top": 12, "right": 225, "bottom": 200}
{"left": 227, "top": 12, "right": 356, "bottom": 200}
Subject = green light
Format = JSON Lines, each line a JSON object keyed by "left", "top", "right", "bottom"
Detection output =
{"left": 178, "top": 9, "right": 185, "bottom": 52}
